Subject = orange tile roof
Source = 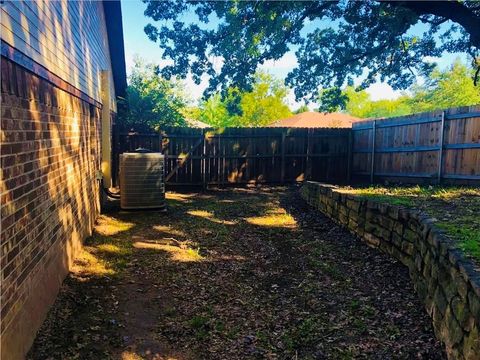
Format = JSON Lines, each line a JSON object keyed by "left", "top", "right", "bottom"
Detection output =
{"left": 269, "top": 111, "right": 361, "bottom": 128}
{"left": 185, "top": 118, "right": 210, "bottom": 128}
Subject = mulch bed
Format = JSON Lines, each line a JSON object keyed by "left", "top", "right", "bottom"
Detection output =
{"left": 28, "top": 186, "right": 446, "bottom": 359}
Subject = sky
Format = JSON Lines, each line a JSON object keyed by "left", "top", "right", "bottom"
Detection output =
{"left": 120, "top": 0, "right": 468, "bottom": 109}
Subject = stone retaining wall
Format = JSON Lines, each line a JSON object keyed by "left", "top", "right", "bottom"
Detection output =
{"left": 301, "top": 181, "right": 480, "bottom": 360}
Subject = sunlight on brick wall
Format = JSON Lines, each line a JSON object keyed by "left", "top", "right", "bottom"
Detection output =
{"left": 0, "top": 57, "right": 101, "bottom": 359}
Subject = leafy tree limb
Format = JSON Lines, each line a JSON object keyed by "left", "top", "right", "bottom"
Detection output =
{"left": 143, "top": 0, "right": 479, "bottom": 109}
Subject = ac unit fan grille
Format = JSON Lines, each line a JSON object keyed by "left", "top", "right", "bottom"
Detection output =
{"left": 120, "top": 153, "right": 166, "bottom": 210}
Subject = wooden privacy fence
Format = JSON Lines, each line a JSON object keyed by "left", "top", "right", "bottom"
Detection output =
{"left": 117, "top": 127, "right": 351, "bottom": 186}
{"left": 352, "top": 106, "right": 480, "bottom": 183}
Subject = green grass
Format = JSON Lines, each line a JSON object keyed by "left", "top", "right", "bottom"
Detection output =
{"left": 188, "top": 315, "right": 211, "bottom": 340}
{"left": 340, "top": 185, "right": 480, "bottom": 262}
{"left": 436, "top": 221, "right": 480, "bottom": 260}
{"left": 282, "top": 317, "right": 320, "bottom": 351}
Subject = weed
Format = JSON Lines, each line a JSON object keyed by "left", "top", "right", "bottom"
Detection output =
{"left": 226, "top": 325, "right": 241, "bottom": 340}
{"left": 362, "top": 305, "right": 376, "bottom": 318}
{"left": 189, "top": 315, "right": 209, "bottom": 330}
{"left": 214, "top": 320, "right": 225, "bottom": 333}
{"left": 352, "top": 318, "right": 367, "bottom": 334}
{"left": 189, "top": 315, "right": 210, "bottom": 340}
{"left": 163, "top": 307, "right": 176, "bottom": 317}
{"left": 349, "top": 299, "right": 360, "bottom": 311}
{"left": 283, "top": 318, "right": 319, "bottom": 351}
{"left": 386, "top": 324, "right": 401, "bottom": 340}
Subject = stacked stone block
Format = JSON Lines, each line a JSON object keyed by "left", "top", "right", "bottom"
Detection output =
{"left": 301, "top": 181, "right": 480, "bottom": 359}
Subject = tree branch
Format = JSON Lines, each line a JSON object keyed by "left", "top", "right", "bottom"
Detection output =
{"left": 400, "top": 36, "right": 416, "bottom": 77}
{"left": 380, "top": 1, "right": 480, "bottom": 48}
{"left": 418, "top": 16, "right": 448, "bottom": 27}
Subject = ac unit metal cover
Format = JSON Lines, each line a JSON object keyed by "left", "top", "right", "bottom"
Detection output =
{"left": 120, "top": 152, "right": 166, "bottom": 210}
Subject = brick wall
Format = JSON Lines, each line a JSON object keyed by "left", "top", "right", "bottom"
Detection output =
{"left": 0, "top": 57, "right": 101, "bottom": 359}
{"left": 301, "top": 181, "right": 480, "bottom": 360}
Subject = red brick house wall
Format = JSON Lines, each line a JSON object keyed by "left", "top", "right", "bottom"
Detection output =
{"left": 0, "top": 56, "right": 102, "bottom": 359}
{"left": 0, "top": 1, "right": 126, "bottom": 357}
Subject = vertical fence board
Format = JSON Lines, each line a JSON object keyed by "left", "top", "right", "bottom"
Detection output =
{"left": 352, "top": 105, "right": 480, "bottom": 183}
{"left": 116, "top": 127, "right": 350, "bottom": 186}
{"left": 114, "top": 106, "right": 479, "bottom": 186}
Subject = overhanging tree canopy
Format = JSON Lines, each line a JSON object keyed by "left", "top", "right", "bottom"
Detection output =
{"left": 143, "top": 0, "right": 480, "bottom": 110}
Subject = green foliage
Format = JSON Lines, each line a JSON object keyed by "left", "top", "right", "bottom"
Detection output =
{"left": 236, "top": 72, "right": 292, "bottom": 127}
{"left": 143, "top": 1, "right": 480, "bottom": 109}
{"left": 283, "top": 318, "right": 320, "bottom": 351}
{"left": 123, "top": 57, "right": 187, "bottom": 131}
{"left": 294, "top": 104, "right": 309, "bottom": 114}
{"left": 318, "top": 87, "right": 349, "bottom": 113}
{"left": 343, "top": 87, "right": 412, "bottom": 118}
{"left": 181, "top": 106, "right": 202, "bottom": 121}
{"left": 199, "top": 93, "right": 232, "bottom": 127}
{"left": 409, "top": 59, "right": 480, "bottom": 112}
{"left": 198, "top": 72, "right": 291, "bottom": 127}
{"left": 343, "top": 61, "right": 480, "bottom": 119}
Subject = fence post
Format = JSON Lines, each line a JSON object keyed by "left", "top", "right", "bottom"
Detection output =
{"left": 306, "top": 128, "right": 312, "bottom": 180}
{"left": 437, "top": 111, "right": 446, "bottom": 184}
{"left": 280, "top": 130, "right": 286, "bottom": 184}
{"left": 158, "top": 132, "right": 162, "bottom": 153}
{"left": 202, "top": 129, "right": 208, "bottom": 190}
{"left": 370, "top": 120, "right": 376, "bottom": 184}
{"left": 347, "top": 130, "right": 353, "bottom": 183}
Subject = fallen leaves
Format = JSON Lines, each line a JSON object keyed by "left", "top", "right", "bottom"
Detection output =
{"left": 29, "top": 187, "right": 445, "bottom": 360}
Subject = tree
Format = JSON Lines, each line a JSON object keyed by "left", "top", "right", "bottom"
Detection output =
{"left": 294, "top": 104, "right": 310, "bottom": 114}
{"left": 143, "top": 1, "right": 480, "bottom": 110}
{"left": 180, "top": 106, "right": 202, "bottom": 121}
{"left": 342, "top": 87, "right": 412, "bottom": 118}
{"left": 198, "top": 72, "right": 291, "bottom": 127}
{"left": 234, "top": 72, "right": 292, "bottom": 127}
{"left": 123, "top": 57, "right": 187, "bottom": 132}
{"left": 409, "top": 59, "right": 480, "bottom": 112}
{"left": 342, "top": 60, "right": 480, "bottom": 118}
{"left": 199, "top": 93, "right": 232, "bottom": 127}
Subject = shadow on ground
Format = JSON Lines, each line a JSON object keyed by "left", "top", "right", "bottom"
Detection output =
{"left": 28, "top": 186, "right": 446, "bottom": 360}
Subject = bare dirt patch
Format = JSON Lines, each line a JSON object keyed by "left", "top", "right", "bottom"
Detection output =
{"left": 28, "top": 186, "right": 445, "bottom": 359}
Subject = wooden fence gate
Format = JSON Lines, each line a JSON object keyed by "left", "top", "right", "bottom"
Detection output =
{"left": 116, "top": 127, "right": 351, "bottom": 186}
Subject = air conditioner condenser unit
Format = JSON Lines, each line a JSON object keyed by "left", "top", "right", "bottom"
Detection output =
{"left": 119, "top": 152, "right": 166, "bottom": 210}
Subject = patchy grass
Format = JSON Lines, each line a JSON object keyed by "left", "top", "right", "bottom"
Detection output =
{"left": 341, "top": 185, "right": 480, "bottom": 262}
{"left": 28, "top": 214, "right": 136, "bottom": 359}
{"left": 29, "top": 187, "right": 445, "bottom": 359}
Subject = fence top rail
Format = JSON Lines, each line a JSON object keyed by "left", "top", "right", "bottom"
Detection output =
{"left": 160, "top": 126, "right": 351, "bottom": 132}
{"left": 444, "top": 111, "right": 480, "bottom": 120}
{"left": 353, "top": 116, "right": 441, "bottom": 130}
{"left": 121, "top": 128, "right": 352, "bottom": 137}
{"left": 352, "top": 106, "right": 480, "bottom": 131}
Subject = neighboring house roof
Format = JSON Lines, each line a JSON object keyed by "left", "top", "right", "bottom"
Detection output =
{"left": 270, "top": 111, "right": 361, "bottom": 128}
{"left": 185, "top": 118, "right": 210, "bottom": 128}
{"left": 103, "top": 1, "right": 127, "bottom": 99}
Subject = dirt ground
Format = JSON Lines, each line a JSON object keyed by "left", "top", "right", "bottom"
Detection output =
{"left": 28, "top": 186, "right": 445, "bottom": 359}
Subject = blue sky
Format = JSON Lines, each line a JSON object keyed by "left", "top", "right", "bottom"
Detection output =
{"left": 120, "top": 0, "right": 468, "bottom": 108}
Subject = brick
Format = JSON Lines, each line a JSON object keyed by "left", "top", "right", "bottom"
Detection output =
{"left": 1, "top": 58, "right": 101, "bottom": 360}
